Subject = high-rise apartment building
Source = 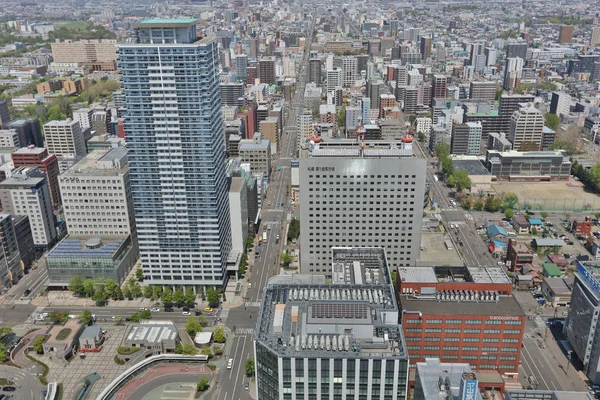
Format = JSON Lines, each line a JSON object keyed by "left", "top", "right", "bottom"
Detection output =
{"left": 0, "top": 213, "right": 22, "bottom": 289}
{"left": 367, "top": 79, "right": 384, "bottom": 110}
{"left": 509, "top": 105, "right": 544, "bottom": 151}
{"left": 234, "top": 54, "right": 248, "bottom": 81}
{"left": 43, "top": 119, "right": 86, "bottom": 158}
{"left": 73, "top": 108, "right": 93, "bottom": 131}
{"left": 12, "top": 147, "right": 61, "bottom": 209}
{"left": 550, "top": 91, "right": 572, "bottom": 117}
{"left": 503, "top": 57, "right": 524, "bottom": 91}
{"left": 51, "top": 39, "right": 118, "bottom": 71}
{"left": 451, "top": 122, "right": 483, "bottom": 155}
{"left": 9, "top": 119, "right": 43, "bottom": 148}
{"left": 591, "top": 27, "right": 600, "bottom": 46}
{"left": 361, "top": 97, "right": 371, "bottom": 125}
{"left": 326, "top": 68, "right": 342, "bottom": 94}
{"left": 119, "top": 19, "right": 231, "bottom": 290}
{"left": 420, "top": 36, "right": 432, "bottom": 60}
{"left": 297, "top": 109, "right": 314, "bottom": 151}
{"left": 341, "top": 56, "right": 357, "bottom": 87}
{"left": 499, "top": 94, "right": 535, "bottom": 133}
{"left": 220, "top": 82, "right": 245, "bottom": 107}
{"left": 469, "top": 81, "right": 496, "bottom": 103}
{"left": 432, "top": 74, "right": 447, "bottom": 101}
{"left": 59, "top": 148, "right": 135, "bottom": 238}
{"left": 254, "top": 248, "right": 409, "bottom": 400}
{"left": 0, "top": 100, "right": 9, "bottom": 129}
{"left": 505, "top": 41, "right": 528, "bottom": 60}
{"left": 300, "top": 141, "right": 425, "bottom": 275}
{"left": 308, "top": 58, "right": 322, "bottom": 86}
{"left": 484, "top": 47, "right": 497, "bottom": 66}
{"left": 0, "top": 167, "right": 56, "bottom": 248}
{"left": 258, "top": 56, "right": 276, "bottom": 85}
{"left": 559, "top": 25, "right": 575, "bottom": 44}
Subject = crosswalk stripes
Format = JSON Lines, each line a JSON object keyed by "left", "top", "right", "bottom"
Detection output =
{"left": 235, "top": 328, "right": 255, "bottom": 335}
{"left": 523, "top": 332, "right": 533, "bottom": 339}
{"left": 217, "top": 309, "right": 230, "bottom": 325}
{"left": 5, "top": 298, "right": 31, "bottom": 305}
{"left": 441, "top": 208, "right": 458, "bottom": 212}
{"left": 26, "top": 306, "right": 46, "bottom": 323}
{"left": 244, "top": 301, "right": 261, "bottom": 308}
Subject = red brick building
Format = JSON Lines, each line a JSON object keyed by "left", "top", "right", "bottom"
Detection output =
{"left": 570, "top": 217, "right": 592, "bottom": 237}
{"left": 12, "top": 146, "right": 61, "bottom": 209}
{"left": 398, "top": 266, "right": 525, "bottom": 376}
{"left": 505, "top": 239, "right": 533, "bottom": 272}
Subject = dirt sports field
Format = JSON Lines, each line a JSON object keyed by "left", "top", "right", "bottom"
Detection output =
{"left": 491, "top": 179, "right": 600, "bottom": 211}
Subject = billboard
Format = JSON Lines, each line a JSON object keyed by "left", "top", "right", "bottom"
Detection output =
{"left": 459, "top": 378, "right": 478, "bottom": 400}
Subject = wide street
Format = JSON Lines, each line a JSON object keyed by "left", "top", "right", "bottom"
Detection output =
{"left": 0, "top": 365, "right": 44, "bottom": 400}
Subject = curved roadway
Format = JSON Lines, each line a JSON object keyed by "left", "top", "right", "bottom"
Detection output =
{"left": 0, "top": 365, "right": 44, "bottom": 400}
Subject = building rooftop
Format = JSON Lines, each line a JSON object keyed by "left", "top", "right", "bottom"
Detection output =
{"left": 506, "top": 390, "right": 593, "bottom": 400}
{"left": 80, "top": 325, "right": 102, "bottom": 341}
{"left": 239, "top": 139, "right": 270, "bottom": 151}
{"left": 453, "top": 159, "right": 490, "bottom": 176}
{"left": 47, "top": 236, "right": 126, "bottom": 260}
{"left": 47, "top": 319, "right": 81, "bottom": 344}
{"left": 135, "top": 18, "right": 200, "bottom": 27}
{"left": 534, "top": 238, "right": 565, "bottom": 247}
{"left": 543, "top": 277, "right": 573, "bottom": 296}
{"left": 61, "top": 148, "right": 128, "bottom": 177}
{"left": 399, "top": 265, "right": 511, "bottom": 286}
{"left": 307, "top": 140, "right": 413, "bottom": 158}
{"left": 125, "top": 321, "right": 178, "bottom": 343}
{"left": 416, "top": 358, "right": 483, "bottom": 400}
{"left": 12, "top": 146, "right": 46, "bottom": 155}
{"left": 257, "top": 248, "right": 406, "bottom": 360}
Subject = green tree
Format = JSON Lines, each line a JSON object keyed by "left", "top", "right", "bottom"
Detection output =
{"left": 287, "top": 218, "right": 300, "bottom": 241}
{"left": 128, "top": 312, "right": 141, "bottom": 323}
{"left": 49, "top": 311, "right": 68, "bottom": 324}
{"left": 434, "top": 143, "right": 450, "bottom": 158}
{"left": 473, "top": 199, "right": 484, "bottom": 211}
{"left": 246, "top": 235, "right": 254, "bottom": 250}
{"left": 336, "top": 106, "right": 346, "bottom": 129}
{"left": 281, "top": 252, "right": 293, "bottom": 268}
{"left": 79, "top": 310, "right": 93, "bottom": 325}
{"left": 213, "top": 327, "right": 226, "bottom": 343}
{"left": 200, "top": 346, "right": 212, "bottom": 357}
{"left": 198, "top": 314, "right": 208, "bottom": 327}
{"left": 0, "top": 343, "right": 8, "bottom": 362}
{"left": 104, "top": 279, "right": 118, "bottom": 299}
{"left": 245, "top": 358, "right": 255, "bottom": 376}
{"left": 33, "top": 335, "right": 45, "bottom": 354}
{"left": 197, "top": 378, "right": 210, "bottom": 391}
{"left": 206, "top": 288, "right": 222, "bottom": 308}
{"left": 115, "top": 286, "right": 124, "bottom": 301}
{"left": 162, "top": 288, "right": 173, "bottom": 304}
{"left": 122, "top": 286, "right": 132, "bottom": 300}
{"left": 545, "top": 113, "right": 560, "bottom": 130}
{"left": 417, "top": 131, "right": 426, "bottom": 142}
{"left": 184, "top": 287, "right": 196, "bottom": 305}
{"left": 503, "top": 192, "right": 519, "bottom": 209}
{"left": 83, "top": 279, "right": 95, "bottom": 297}
{"left": 440, "top": 157, "right": 454, "bottom": 177}
{"left": 140, "top": 309, "right": 151, "bottom": 320}
{"left": 152, "top": 286, "right": 163, "bottom": 301}
{"left": 143, "top": 286, "right": 153, "bottom": 299}
{"left": 0, "top": 326, "right": 11, "bottom": 339}
{"left": 173, "top": 288, "right": 185, "bottom": 305}
{"left": 531, "top": 227, "right": 538, "bottom": 235}
{"left": 504, "top": 209, "right": 515, "bottom": 219}
{"left": 462, "top": 196, "right": 473, "bottom": 210}
{"left": 541, "top": 211, "right": 549, "bottom": 219}
{"left": 186, "top": 317, "right": 203, "bottom": 337}
{"left": 175, "top": 343, "right": 198, "bottom": 355}
{"left": 135, "top": 267, "right": 144, "bottom": 282}
{"left": 69, "top": 276, "right": 84, "bottom": 294}
{"left": 447, "top": 170, "right": 471, "bottom": 192}
{"left": 130, "top": 284, "right": 142, "bottom": 298}
{"left": 92, "top": 289, "right": 106, "bottom": 305}
{"left": 391, "top": 270, "right": 397, "bottom": 287}
{"left": 484, "top": 196, "right": 502, "bottom": 212}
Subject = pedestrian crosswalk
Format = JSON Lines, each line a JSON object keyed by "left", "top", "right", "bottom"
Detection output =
{"left": 26, "top": 306, "right": 46, "bottom": 323}
{"left": 236, "top": 328, "right": 255, "bottom": 335}
{"left": 245, "top": 301, "right": 261, "bottom": 308}
{"left": 5, "top": 298, "right": 31, "bottom": 305}
{"left": 523, "top": 332, "right": 533, "bottom": 339}
{"left": 217, "top": 309, "right": 230, "bottom": 325}
{"left": 441, "top": 208, "right": 458, "bottom": 212}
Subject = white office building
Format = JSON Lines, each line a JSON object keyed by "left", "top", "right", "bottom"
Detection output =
{"left": 43, "top": 119, "right": 86, "bottom": 158}
{"left": 341, "top": 56, "right": 357, "bottom": 87}
{"left": 326, "top": 68, "right": 343, "bottom": 94}
{"left": 73, "top": 108, "right": 93, "bottom": 131}
{"left": 503, "top": 57, "right": 524, "bottom": 91}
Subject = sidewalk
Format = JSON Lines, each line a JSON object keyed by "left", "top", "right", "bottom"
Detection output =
{"left": 31, "top": 290, "right": 156, "bottom": 308}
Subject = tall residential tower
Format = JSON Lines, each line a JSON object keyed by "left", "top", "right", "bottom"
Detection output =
{"left": 119, "top": 19, "right": 231, "bottom": 291}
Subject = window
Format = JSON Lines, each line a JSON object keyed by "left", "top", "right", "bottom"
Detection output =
{"left": 423, "top": 346, "right": 440, "bottom": 351}
{"left": 425, "top": 328, "right": 442, "bottom": 333}
{"left": 424, "top": 337, "right": 441, "bottom": 342}
{"left": 464, "top": 329, "right": 480, "bottom": 334}
{"left": 462, "top": 355, "right": 477, "bottom": 360}
{"left": 480, "top": 355, "right": 497, "bottom": 360}
{"left": 484, "top": 329, "right": 500, "bottom": 334}
{"left": 444, "top": 337, "right": 460, "bottom": 342}
{"left": 446, "top": 319, "right": 462, "bottom": 324}
{"left": 503, "top": 338, "right": 519, "bottom": 343}
{"left": 504, "top": 330, "right": 521, "bottom": 335}
{"left": 426, "top": 319, "right": 442, "bottom": 324}
{"left": 483, "top": 338, "right": 499, "bottom": 343}
{"left": 482, "top": 347, "right": 498, "bottom": 352}
{"left": 445, "top": 328, "right": 461, "bottom": 333}
{"left": 406, "top": 345, "right": 421, "bottom": 350}
{"left": 443, "top": 346, "right": 459, "bottom": 351}
{"left": 505, "top": 320, "right": 522, "bottom": 325}
{"left": 500, "top": 356, "right": 517, "bottom": 360}
{"left": 462, "top": 346, "right": 478, "bottom": 351}
{"left": 465, "top": 320, "right": 482, "bottom": 325}
{"left": 464, "top": 338, "right": 480, "bottom": 342}
{"left": 405, "top": 328, "right": 422, "bottom": 333}
{"left": 501, "top": 347, "right": 518, "bottom": 352}
{"left": 406, "top": 319, "right": 421, "bottom": 324}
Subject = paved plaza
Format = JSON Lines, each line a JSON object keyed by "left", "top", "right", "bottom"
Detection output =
{"left": 35, "top": 327, "right": 128, "bottom": 400}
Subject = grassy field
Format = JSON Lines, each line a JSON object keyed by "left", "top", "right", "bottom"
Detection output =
{"left": 54, "top": 21, "right": 90, "bottom": 31}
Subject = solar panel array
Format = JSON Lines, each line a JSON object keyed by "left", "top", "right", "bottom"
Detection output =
{"left": 311, "top": 303, "right": 369, "bottom": 320}
{"left": 48, "top": 239, "right": 123, "bottom": 258}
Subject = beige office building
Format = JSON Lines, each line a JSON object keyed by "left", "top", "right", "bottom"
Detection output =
{"left": 59, "top": 148, "right": 135, "bottom": 238}
{"left": 51, "top": 39, "right": 117, "bottom": 70}
{"left": 44, "top": 119, "right": 86, "bottom": 159}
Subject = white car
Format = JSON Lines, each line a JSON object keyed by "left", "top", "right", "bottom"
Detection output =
{"left": 227, "top": 358, "right": 233, "bottom": 369}
{"left": 150, "top": 308, "right": 160, "bottom": 312}
{"left": 139, "top": 307, "right": 147, "bottom": 311}
{"left": 182, "top": 311, "right": 191, "bottom": 316}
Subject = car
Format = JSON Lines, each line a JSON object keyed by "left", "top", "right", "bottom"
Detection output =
{"left": 182, "top": 311, "right": 191, "bottom": 316}
{"left": 139, "top": 307, "right": 147, "bottom": 311}
{"left": 567, "top": 241, "right": 574, "bottom": 245}
{"left": 183, "top": 307, "right": 190, "bottom": 312}
{"left": 195, "top": 310, "right": 203, "bottom": 316}
{"left": 150, "top": 308, "right": 160, "bottom": 312}
{"left": 245, "top": 382, "right": 249, "bottom": 390}
{"left": 204, "top": 307, "right": 214, "bottom": 313}
{"left": 2, "top": 387, "right": 15, "bottom": 392}
{"left": 276, "top": 234, "right": 280, "bottom": 242}
{"left": 547, "top": 222, "right": 554, "bottom": 227}
{"left": 248, "top": 283, "right": 252, "bottom": 289}
{"left": 164, "top": 308, "right": 174, "bottom": 312}
{"left": 563, "top": 311, "right": 569, "bottom": 316}
{"left": 23, "top": 289, "right": 31, "bottom": 296}
{"left": 227, "top": 358, "right": 233, "bottom": 369}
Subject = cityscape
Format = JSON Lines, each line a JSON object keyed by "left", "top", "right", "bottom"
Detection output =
{"left": 0, "top": 0, "right": 600, "bottom": 399}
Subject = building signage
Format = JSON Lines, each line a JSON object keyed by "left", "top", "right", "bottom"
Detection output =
{"left": 307, "top": 166, "right": 335, "bottom": 172}
{"left": 490, "top": 315, "right": 519, "bottom": 321}
{"left": 578, "top": 262, "right": 600, "bottom": 297}
{"left": 461, "top": 380, "right": 478, "bottom": 400}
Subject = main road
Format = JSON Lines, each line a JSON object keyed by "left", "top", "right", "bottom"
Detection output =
{"left": 211, "top": 14, "right": 316, "bottom": 400}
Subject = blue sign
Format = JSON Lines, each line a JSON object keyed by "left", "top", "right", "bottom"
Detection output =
{"left": 577, "top": 262, "right": 600, "bottom": 297}
{"left": 461, "top": 380, "right": 478, "bottom": 400}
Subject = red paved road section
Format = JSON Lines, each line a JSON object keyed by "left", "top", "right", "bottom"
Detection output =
{"left": 116, "top": 365, "right": 210, "bottom": 398}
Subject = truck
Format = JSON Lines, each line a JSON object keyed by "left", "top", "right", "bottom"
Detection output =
{"left": 444, "top": 240, "right": 453, "bottom": 250}
{"left": 263, "top": 231, "right": 268, "bottom": 242}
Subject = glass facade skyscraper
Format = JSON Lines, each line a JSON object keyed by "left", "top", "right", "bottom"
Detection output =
{"left": 119, "top": 19, "right": 231, "bottom": 290}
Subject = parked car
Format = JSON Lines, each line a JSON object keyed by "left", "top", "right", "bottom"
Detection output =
{"left": 182, "top": 311, "right": 191, "bottom": 316}
{"left": 2, "top": 387, "right": 15, "bottom": 392}
{"left": 150, "top": 308, "right": 160, "bottom": 312}
{"left": 227, "top": 358, "right": 233, "bottom": 369}
{"left": 204, "top": 307, "right": 214, "bottom": 313}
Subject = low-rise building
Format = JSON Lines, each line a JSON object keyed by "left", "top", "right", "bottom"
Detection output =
{"left": 413, "top": 358, "right": 483, "bottom": 400}
{"left": 78, "top": 325, "right": 105, "bottom": 351}
{"left": 123, "top": 321, "right": 179, "bottom": 355}
{"left": 239, "top": 132, "right": 271, "bottom": 176}
{"left": 506, "top": 390, "right": 593, "bottom": 400}
{"left": 541, "top": 277, "right": 572, "bottom": 307}
{"left": 511, "top": 215, "right": 530, "bottom": 234}
{"left": 571, "top": 217, "right": 593, "bottom": 237}
{"left": 485, "top": 150, "right": 571, "bottom": 182}
{"left": 43, "top": 319, "right": 85, "bottom": 359}
{"left": 506, "top": 239, "right": 534, "bottom": 272}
